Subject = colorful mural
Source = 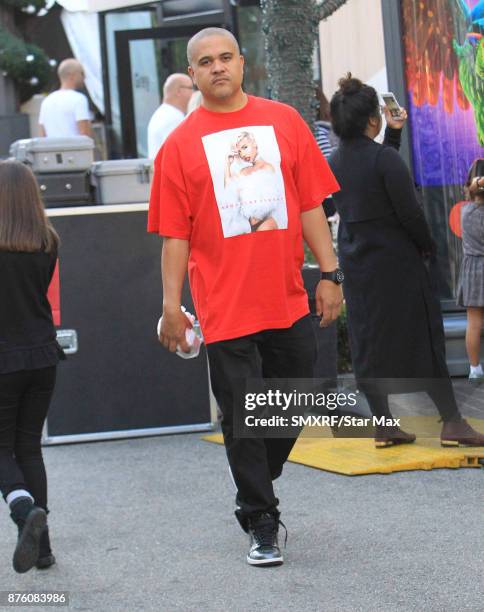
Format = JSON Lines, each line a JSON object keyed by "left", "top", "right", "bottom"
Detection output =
{"left": 402, "top": 0, "right": 484, "bottom": 187}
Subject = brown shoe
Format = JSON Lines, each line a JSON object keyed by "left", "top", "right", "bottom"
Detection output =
{"left": 441, "top": 419, "right": 484, "bottom": 447}
{"left": 374, "top": 425, "right": 416, "bottom": 448}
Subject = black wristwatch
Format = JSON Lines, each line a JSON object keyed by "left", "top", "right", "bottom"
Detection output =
{"left": 320, "top": 269, "right": 344, "bottom": 285}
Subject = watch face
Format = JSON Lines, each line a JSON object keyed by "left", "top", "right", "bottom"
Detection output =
{"left": 336, "top": 270, "right": 345, "bottom": 283}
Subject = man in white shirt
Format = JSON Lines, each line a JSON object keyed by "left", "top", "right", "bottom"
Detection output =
{"left": 147, "top": 73, "right": 194, "bottom": 159}
{"left": 39, "top": 59, "right": 92, "bottom": 138}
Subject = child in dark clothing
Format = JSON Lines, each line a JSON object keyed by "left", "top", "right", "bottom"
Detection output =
{"left": 0, "top": 160, "right": 63, "bottom": 573}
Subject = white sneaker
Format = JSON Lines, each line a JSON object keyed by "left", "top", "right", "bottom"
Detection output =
{"left": 469, "top": 370, "right": 484, "bottom": 380}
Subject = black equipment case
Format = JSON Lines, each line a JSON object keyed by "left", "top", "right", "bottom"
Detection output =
{"left": 44, "top": 203, "right": 214, "bottom": 444}
{"left": 36, "top": 171, "right": 92, "bottom": 207}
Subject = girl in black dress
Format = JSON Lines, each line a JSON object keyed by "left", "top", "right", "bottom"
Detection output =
{"left": 0, "top": 160, "right": 64, "bottom": 572}
{"left": 328, "top": 75, "right": 484, "bottom": 449}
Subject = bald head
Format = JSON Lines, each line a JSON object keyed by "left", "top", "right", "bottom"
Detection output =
{"left": 58, "top": 59, "right": 84, "bottom": 83}
{"left": 187, "top": 27, "right": 240, "bottom": 66}
{"left": 162, "top": 73, "right": 194, "bottom": 113}
{"left": 186, "top": 28, "right": 245, "bottom": 111}
{"left": 163, "top": 73, "right": 192, "bottom": 97}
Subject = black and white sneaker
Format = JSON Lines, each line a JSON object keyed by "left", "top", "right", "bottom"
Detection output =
{"left": 36, "top": 526, "right": 56, "bottom": 570}
{"left": 10, "top": 498, "right": 47, "bottom": 574}
{"left": 247, "top": 512, "right": 285, "bottom": 567}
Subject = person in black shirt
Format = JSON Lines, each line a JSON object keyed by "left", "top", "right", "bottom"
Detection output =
{"left": 328, "top": 74, "right": 484, "bottom": 448}
{"left": 0, "top": 160, "right": 64, "bottom": 573}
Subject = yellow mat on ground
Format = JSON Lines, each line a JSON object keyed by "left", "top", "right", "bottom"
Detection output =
{"left": 202, "top": 416, "right": 484, "bottom": 475}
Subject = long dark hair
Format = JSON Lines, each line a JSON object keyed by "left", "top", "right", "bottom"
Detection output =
{"left": 0, "top": 160, "right": 59, "bottom": 253}
{"left": 330, "top": 73, "right": 380, "bottom": 140}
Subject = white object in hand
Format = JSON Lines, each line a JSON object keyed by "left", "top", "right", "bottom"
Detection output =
{"left": 157, "top": 307, "right": 202, "bottom": 359}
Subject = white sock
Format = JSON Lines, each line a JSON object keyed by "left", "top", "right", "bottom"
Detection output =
{"left": 6, "top": 490, "right": 34, "bottom": 507}
{"left": 470, "top": 364, "right": 483, "bottom": 375}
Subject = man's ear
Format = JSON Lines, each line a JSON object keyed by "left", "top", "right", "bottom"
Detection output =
{"left": 188, "top": 65, "right": 194, "bottom": 80}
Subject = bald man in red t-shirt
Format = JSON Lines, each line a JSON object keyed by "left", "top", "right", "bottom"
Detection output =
{"left": 148, "top": 27, "right": 342, "bottom": 568}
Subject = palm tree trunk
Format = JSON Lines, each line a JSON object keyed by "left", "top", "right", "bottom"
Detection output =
{"left": 260, "top": 0, "right": 319, "bottom": 125}
{"left": 319, "top": 0, "right": 350, "bottom": 20}
{"left": 260, "top": 0, "right": 350, "bottom": 125}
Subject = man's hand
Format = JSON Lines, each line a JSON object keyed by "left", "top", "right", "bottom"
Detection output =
{"left": 315, "top": 280, "right": 343, "bottom": 328}
{"left": 158, "top": 306, "right": 192, "bottom": 353}
{"left": 384, "top": 106, "right": 408, "bottom": 130}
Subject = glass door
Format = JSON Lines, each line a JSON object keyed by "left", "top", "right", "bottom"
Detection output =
{"left": 115, "top": 25, "right": 220, "bottom": 158}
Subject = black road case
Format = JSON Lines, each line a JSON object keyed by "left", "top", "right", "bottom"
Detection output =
{"left": 44, "top": 204, "right": 213, "bottom": 444}
{"left": 36, "top": 171, "right": 93, "bottom": 207}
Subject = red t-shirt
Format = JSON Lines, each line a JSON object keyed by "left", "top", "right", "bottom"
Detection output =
{"left": 148, "top": 95, "right": 339, "bottom": 344}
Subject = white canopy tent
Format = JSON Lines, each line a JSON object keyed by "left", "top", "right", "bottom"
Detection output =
{"left": 55, "top": 1, "right": 154, "bottom": 113}
{"left": 60, "top": 10, "right": 104, "bottom": 112}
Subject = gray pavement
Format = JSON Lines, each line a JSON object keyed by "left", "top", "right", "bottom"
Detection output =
{"left": 0, "top": 431, "right": 483, "bottom": 612}
{"left": 392, "top": 380, "right": 484, "bottom": 420}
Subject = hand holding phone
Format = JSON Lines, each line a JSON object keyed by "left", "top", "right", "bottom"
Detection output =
{"left": 381, "top": 92, "right": 402, "bottom": 118}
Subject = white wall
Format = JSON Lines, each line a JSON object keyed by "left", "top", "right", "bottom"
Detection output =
{"left": 319, "top": 0, "right": 388, "bottom": 100}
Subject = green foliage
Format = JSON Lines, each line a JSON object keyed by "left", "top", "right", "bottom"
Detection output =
{"left": 2, "top": 1, "right": 49, "bottom": 15}
{"left": 0, "top": 26, "right": 52, "bottom": 103}
{"left": 337, "top": 304, "right": 352, "bottom": 374}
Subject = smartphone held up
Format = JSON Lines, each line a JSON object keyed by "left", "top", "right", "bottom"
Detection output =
{"left": 381, "top": 92, "right": 403, "bottom": 118}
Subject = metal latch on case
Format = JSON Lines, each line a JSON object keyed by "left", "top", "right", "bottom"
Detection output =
{"left": 139, "top": 164, "right": 151, "bottom": 184}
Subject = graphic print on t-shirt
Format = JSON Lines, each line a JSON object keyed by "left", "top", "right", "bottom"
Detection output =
{"left": 202, "top": 126, "right": 288, "bottom": 238}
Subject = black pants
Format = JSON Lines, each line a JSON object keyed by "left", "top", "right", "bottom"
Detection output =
{"left": 0, "top": 366, "right": 56, "bottom": 511}
{"left": 206, "top": 314, "right": 317, "bottom": 522}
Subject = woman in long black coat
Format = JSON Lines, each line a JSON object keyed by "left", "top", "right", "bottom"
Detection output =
{"left": 328, "top": 75, "right": 484, "bottom": 448}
